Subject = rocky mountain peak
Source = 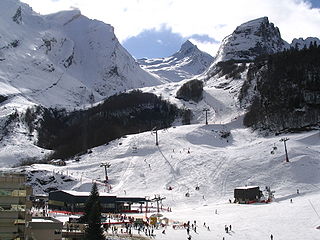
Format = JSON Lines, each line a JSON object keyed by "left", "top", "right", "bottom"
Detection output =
{"left": 178, "top": 40, "right": 198, "bottom": 55}
{"left": 138, "top": 40, "right": 213, "bottom": 82}
{"left": 214, "top": 17, "right": 287, "bottom": 63}
{"left": 0, "top": 0, "right": 162, "bottom": 110}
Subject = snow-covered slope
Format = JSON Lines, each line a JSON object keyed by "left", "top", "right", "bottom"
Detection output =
{"left": 138, "top": 40, "right": 214, "bottom": 82}
{"left": 214, "top": 17, "right": 288, "bottom": 63}
{"left": 0, "top": 6, "right": 320, "bottom": 237}
{"left": 13, "top": 121, "right": 320, "bottom": 240}
{"left": 0, "top": 0, "right": 162, "bottom": 111}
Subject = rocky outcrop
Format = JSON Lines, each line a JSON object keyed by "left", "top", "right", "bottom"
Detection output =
{"left": 215, "top": 17, "right": 287, "bottom": 63}
{"left": 176, "top": 79, "right": 204, "bottom": 102}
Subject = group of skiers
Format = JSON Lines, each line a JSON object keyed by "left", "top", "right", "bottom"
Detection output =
{"left": 224, "top": 224, "right": 232, "bottom": 233}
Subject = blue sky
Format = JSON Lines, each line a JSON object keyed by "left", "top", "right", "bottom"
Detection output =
{"left": 22, "top": 0, "right": 320, "bottom": 59}
{"left": 123, "top": 0, "right": 320, "bottom": 58}
{"left": 122, "top": 26, "right": 218, "bottom": 59}
{"left": 310, "top": 0, "right": 320, "bottom": 8}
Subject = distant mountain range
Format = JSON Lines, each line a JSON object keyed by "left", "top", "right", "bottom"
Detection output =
{"left": 0, "top": 0, "right": 319, "bottom": 111}
{"left": 138, "top": 40, "right": 214, "bottom": 82}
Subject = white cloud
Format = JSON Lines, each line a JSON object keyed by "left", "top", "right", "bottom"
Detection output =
{"left": 21, "top": 0, "right": 320, "bottom": 56}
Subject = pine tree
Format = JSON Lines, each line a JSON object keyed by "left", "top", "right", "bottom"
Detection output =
{"left": 84, "top": 201, "right": 105, "bottom": 240}
{"left": 82, "top": 183, "right": 105, "bottom": 239}
{"left": 80, "top": 182, "right": 99, "bottom": 223}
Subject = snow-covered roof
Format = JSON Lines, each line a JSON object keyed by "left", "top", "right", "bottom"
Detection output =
{"left": 62, "top": 190, "right": 115, "bottom": 197}
{"left": 235, "top": 186, "right": 259, "bottom": 190}
{"left": 32, "top": 218, "right": 55, "bottom": 223}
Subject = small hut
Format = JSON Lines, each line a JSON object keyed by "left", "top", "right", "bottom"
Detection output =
{"left": 234, "top": 186, "right": 262, "bottom": 204}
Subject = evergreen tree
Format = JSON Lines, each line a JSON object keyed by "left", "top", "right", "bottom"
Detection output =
{"left": 84, "top": 201, "right": 105, "bottom": 240}
{"left": 82, "top": 183, "right": 105, "bottom": 240}
{"left": 80, "top": 182, "right": 99, "bottom": 223}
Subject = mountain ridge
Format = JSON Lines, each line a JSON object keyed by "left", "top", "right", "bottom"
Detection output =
{"left": 138, "top": 40, "right": 214, "bottom": 82}
{"left": 0, "top": 0, "right": 163, "bottom": 111}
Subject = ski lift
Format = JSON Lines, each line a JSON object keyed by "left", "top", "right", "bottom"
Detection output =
{"left": 132, "top": 143, "right": 138, "bottom": 153}
{"left": 272, "top": 143, "right": 277, "bottom": 151}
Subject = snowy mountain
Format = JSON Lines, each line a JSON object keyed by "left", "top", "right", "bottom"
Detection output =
{"left": 0, "top": 0, "right": 162, "bottom": 111}
{"left": 214, "top": 17, "right": 288, "bottom": 63}
{"left": 291, "top": 37, "right": 320, "bottom": 50}
{"left": 0, "top": 7, "right": 319, "bottom": 239}
{"left": 138, "top": 40, "right": 214, "bottom": 82}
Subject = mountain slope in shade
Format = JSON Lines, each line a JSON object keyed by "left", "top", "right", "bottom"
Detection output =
{"left": 214, "top": 17, "right": 288, "bottom": 63}
{"left": 0, "top": 0, "right": 162, "bottom": 110}
{"left": 138, "top": 40, "right": 214, "bottom": 82}
{"left": 290, "top": 37, "right": 320, "bottom": 50}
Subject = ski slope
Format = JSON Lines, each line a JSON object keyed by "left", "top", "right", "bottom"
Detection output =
{"left": 18, "top": 121, "right": 320, "bottom": 240}
{"left": 1, "top": 59, "right": 319, "bottom": 239}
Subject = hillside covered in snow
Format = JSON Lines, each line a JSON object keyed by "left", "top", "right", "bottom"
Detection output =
{"left": 0, "top": 2, "right": 319, "bottom": 239}
{"left": 138, "top": 40, "right": 214, "bottom": 82}
{"left": 0, "top": 0, "right": 162, "bottom": 111}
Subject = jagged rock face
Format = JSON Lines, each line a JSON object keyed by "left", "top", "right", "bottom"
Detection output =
{"left": 215, "top": 17, "right": 287, "bottom": 63}
{"left": 138, "top": 40, "right": 214, "bottom": 82}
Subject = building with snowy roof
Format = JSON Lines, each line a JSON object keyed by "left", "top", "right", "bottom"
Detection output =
{"left": 48, "top": 190, "right": 148, "bottom": 213}
{"left": 234, "top": 186, "right": 262, "bottom": 204}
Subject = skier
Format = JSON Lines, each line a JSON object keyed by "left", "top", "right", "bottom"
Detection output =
{"left": 187, "top": 235, "right": 192, "bottom": 240}
{"left": 229, "top": 225, "right": 232, "bottom": 231}
{"left": 297, "top": 189, "right": 299, "bottom": 194}
{"left": 290, "top": 199, "right": 293, "bottom": 203}
{"left": 270, "top": 234, "right": 273, "bottom": 240}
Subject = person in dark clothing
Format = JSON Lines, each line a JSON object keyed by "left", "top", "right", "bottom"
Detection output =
{"left": 270, "top": 234, "right": 273, "bottom": 240}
